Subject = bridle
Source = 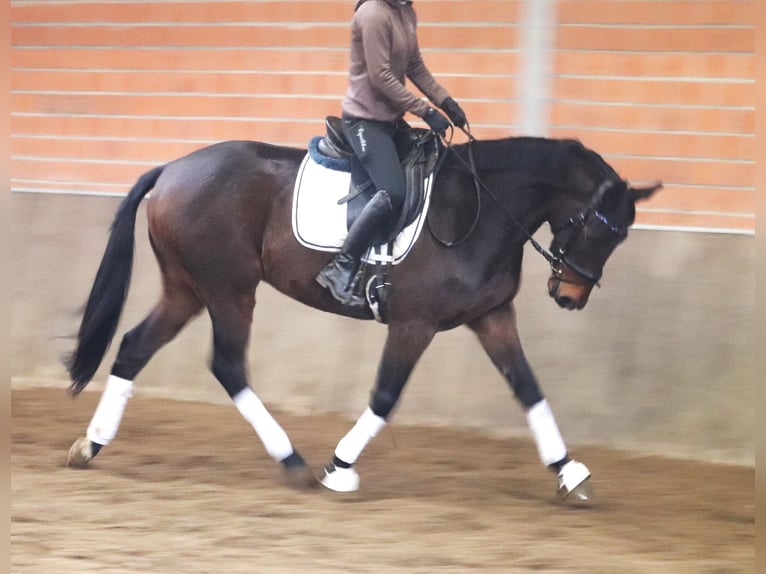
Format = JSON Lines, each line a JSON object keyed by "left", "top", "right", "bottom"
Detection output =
{"left": 434, "top": 125, "right": 628, "bottom": 288}
{"left": 547, "top": 179, "right": 629, "bottom": 287}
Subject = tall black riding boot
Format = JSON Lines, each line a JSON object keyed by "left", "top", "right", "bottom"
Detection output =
{"left": 316, "top": 190, "right": 394, "bottom": 308}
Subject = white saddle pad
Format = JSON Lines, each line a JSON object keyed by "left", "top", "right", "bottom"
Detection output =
{"left": 291, "top": 152, "right": 433, "bottom": 265}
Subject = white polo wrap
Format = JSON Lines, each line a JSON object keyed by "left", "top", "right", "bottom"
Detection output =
{"left": 233, "top": 387, "right": 294, "bottom": 461}
{"left": 526, "top": 399, "right": 568, "bottom": 466}
{"left": 86, "top": 375, "right": 134, "bottom": 446}
{"left": 334, "top": 407, "right": 387, "bottom": 465}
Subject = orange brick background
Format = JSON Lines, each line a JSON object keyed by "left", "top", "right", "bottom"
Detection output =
{"left": 10, "top": 0, "right": 755, "bottom": 232}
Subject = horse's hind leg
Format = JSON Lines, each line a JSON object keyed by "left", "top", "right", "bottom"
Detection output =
{"left": 68, "top": 280, "right": 203, "bottom": 468}
{"left": 467, "top": 303, "right": 592, "bottom": 501}
{"left": 204, "top": 293, "right": 316, "bottom": 489}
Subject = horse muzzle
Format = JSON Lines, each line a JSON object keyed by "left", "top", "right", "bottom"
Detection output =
{"left": 547, "top": 273, "right": 593, "bottom": 310}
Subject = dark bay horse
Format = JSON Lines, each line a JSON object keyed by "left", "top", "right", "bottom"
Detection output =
{"left": 64, "top": 134, "right": 660, "bottom": 501}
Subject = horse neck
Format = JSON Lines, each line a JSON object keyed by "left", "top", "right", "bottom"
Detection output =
{"left": 459, "top": 138, "right": 567, "bottom": 239}
{"left": 465, "top": 137, "right": 615, "bottom": 230}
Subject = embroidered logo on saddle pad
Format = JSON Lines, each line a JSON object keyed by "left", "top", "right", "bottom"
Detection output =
{"left": 291, "top": 138, "right": 434, "bottom": 265}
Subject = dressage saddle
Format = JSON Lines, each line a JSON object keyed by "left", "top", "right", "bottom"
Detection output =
{"left": 318, "top": 115, "right": 441, "bottom": 243}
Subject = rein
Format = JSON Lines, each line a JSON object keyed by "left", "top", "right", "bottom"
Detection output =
{"left": 430, "top": 127, "right": 550, "bottom": 260}
{"left": 432, "top": 125, "right": 624, "bottom": 287}
{"left": 427, "top": 133, "right": 481, "bottom": 247}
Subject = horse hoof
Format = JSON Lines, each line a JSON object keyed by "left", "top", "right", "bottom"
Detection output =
{"left": 66, "top": 437, "right": 93, "bottom": 468}
{"left": 563, "top": 478, "right": 593, "bottom": 503}
{"left": 320, "top": 463, "right": 360, "bottom": 492}
{"left": 280, "top": 451, "right": 319, "bottom": 490}
{"left": 557, "top": 459, "right": 592, "bottom": 503}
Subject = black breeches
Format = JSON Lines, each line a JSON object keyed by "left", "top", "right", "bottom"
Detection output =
{"left": 342, "top": 116, "right": 407, "bottom": 212}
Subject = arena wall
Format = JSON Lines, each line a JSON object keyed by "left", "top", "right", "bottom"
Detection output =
{"left": 10, "top": 1, "right": 754, "bottom": 464}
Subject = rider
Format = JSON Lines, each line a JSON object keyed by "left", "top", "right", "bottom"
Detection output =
{"left": 315, "top": 0, "right": 468, "bottom": 308}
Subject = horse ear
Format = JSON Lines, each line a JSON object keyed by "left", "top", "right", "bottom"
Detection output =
{"left": 628, "top": 181, "right": 662, "bottom": 202}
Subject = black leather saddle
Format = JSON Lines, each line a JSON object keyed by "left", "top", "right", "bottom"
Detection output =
{"left": 317, "top": 116, "right": 355, "bottom": 159}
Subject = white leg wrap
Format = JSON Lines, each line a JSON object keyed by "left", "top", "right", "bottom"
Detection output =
{"left": 233, "top": 388, "right": 294, "bottom": 462}
{"left": 526, "top": 399, "right": 567, "bottom": 466}
{"left": 334, "top": 407, "right": 387, "bottom": 465}
{"left": 86, "top": 375, "right": 134, "bottom": 446}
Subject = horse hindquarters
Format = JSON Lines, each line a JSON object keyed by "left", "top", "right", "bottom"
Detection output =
{"left": 65, "top": 153, "right": 300, "bottom": 484}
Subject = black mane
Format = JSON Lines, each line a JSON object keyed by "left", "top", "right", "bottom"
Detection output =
{"left": 461, "top": 136, "right": 620, "bottom": 188}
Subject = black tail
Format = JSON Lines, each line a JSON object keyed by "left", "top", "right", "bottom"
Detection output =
{"left": 64, "top": 165, "right": 165, "bottom": 395}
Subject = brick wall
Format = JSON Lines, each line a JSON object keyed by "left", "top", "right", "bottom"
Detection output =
{"left": 11, "top": 0, "right": 755, "bottom": 232}
{"left": 550, "top": 1, "right": 755, "bottom": 232}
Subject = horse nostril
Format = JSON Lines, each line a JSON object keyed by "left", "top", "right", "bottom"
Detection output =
{"left": 556, "top": 295, "right": 576, "bottom": 310}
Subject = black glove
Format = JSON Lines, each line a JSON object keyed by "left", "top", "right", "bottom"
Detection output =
{"left": 441, "top": 97, "right": 467, "bottom": 129}
{"left": 423, "top": 107, "right": 450, "bottom": 137}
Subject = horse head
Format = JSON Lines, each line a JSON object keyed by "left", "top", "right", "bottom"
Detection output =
{"left": 547, "top": 178, "right": 662, "bottom": 310}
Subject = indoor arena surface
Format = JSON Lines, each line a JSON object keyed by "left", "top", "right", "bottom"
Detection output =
{"left": 11, "top": 388, "right": 754, "bottom": 573}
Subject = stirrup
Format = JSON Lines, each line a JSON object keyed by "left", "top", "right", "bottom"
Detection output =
{"left": 334, "top": 289, "right": 366, "bottom": 309}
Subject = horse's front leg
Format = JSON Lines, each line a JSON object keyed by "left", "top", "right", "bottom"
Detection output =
{"left": 468, "top": 303, "right": 592, "bottom": 501}
{"left": 321, "top": 320, "right": 436, "bottom": 492}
